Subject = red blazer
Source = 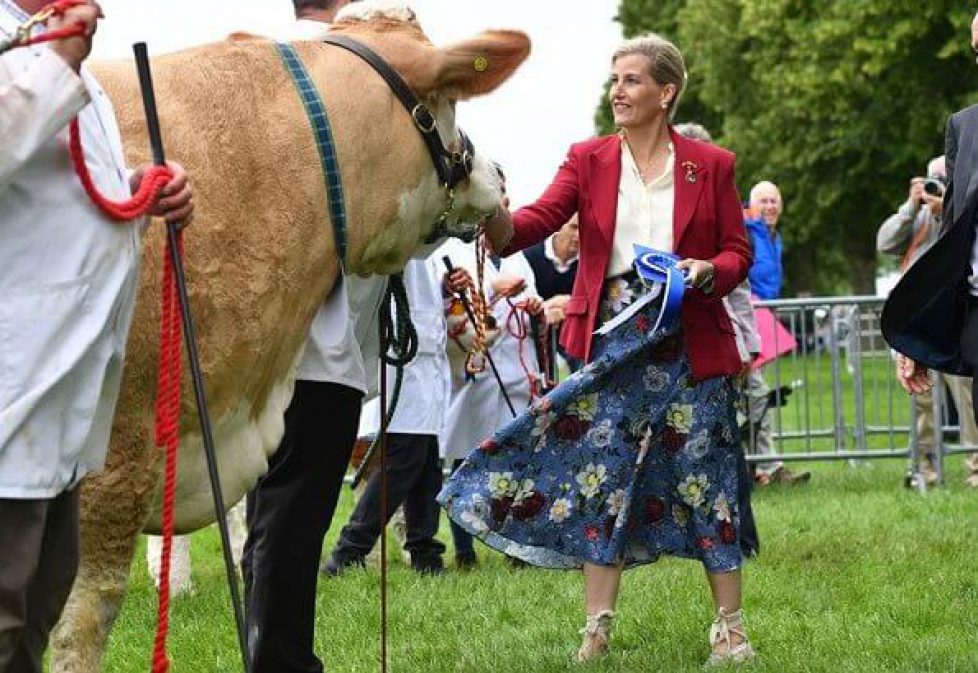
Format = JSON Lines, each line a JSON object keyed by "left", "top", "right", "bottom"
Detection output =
{"left": 503, "top": 130, "right": 752, "bottom": 381}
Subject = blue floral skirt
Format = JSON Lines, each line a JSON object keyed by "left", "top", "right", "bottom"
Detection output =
{"left": 438, "top": 274, "right": 743, "bottom": 573}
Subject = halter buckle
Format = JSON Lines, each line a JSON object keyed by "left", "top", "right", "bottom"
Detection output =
{"left": 411, "top": 104, "right": 437, "bottom": 134}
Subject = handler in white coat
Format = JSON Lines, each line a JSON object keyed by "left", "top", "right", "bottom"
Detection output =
{"left": 0, "top": 1, "right": 193, "bottom": 669}
{"left": 323, "top": 254, "right": 452, "bottom": 575}
{"left": 437, "top": 237, "right": 544, "bottom": 567}
{"left": 240, "top": 6, "right": 389, "bottom": 673}
{"left": 439, "top": 238, "right": 545, "bottom": 458}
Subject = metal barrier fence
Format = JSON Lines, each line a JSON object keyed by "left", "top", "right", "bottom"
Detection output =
{"left": 745, "top": 296, "right": 977, "bottom": 490}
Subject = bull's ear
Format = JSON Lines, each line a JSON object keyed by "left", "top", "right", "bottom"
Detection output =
{"left": 432, "top": 30, "right": 530, "bottom": 100}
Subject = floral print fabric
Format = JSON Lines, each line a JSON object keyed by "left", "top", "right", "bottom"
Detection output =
{"left": 438, "top": 274, "right": 743, "bottom": 573}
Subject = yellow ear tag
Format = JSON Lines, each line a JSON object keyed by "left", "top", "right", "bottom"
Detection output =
{"left": 473, "top": 56, "right": 489, "bottom": 72}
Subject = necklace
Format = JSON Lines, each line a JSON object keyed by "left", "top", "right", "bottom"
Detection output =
{"left": 633, "top": 142, "right": 674, "bottom": 180}
{"left": 635, "top": 142, "right": 672, "bottom": 169}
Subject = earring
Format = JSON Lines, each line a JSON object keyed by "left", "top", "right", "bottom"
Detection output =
{"left": 661, "top": 101, "right": 669, "bottom": 109}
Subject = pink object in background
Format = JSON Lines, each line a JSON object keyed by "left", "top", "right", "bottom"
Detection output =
{"left": 753, "top": 306, "right": 796, "bottom": 369}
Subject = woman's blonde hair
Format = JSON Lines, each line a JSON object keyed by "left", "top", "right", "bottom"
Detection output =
{"left": 612, "top": 33, "right": 687, "bottom": 120}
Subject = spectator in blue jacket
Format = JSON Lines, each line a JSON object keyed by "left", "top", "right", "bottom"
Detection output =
{"left": 745, "top": 181, "right": 784, "bottom": 300}
{"left": 743, "top": 180, "right": 809, "bottom": 485}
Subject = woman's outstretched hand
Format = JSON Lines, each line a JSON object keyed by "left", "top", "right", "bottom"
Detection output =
{"left": 482, "top": 204, "right": 514, "bottom": 255}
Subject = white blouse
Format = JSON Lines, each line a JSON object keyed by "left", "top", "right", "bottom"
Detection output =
{"left": 607, "top": 141, "right": 675, "bottom": 277}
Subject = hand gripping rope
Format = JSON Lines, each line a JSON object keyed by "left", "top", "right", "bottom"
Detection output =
{"left": 4, "top": 7, "right": 249, "bottom": 672}
{"left": 442, "top": 251, "right": 518, "bottom": 418}
{"left": 0, "top": 0, "right": 85, "bottom": 54}
{"left": 445, "top": 236, "right": 494, "bottom": 376}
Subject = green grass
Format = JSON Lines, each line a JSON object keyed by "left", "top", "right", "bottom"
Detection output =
{"left": 760, "top": 348, "right": 926, "bottom": 455}
{"left": 102, "top": 459, "right": 978, "bottom": 673}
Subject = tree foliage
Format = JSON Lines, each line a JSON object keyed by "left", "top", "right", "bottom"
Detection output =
{"left": 605, "top": 0, "right": 977, "bottom": 294}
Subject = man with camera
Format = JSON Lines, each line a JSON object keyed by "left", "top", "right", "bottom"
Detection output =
{"left": 878, "top": 157, "right": 948, "bottom": 271}
{"left": 878, "top": 156, "right": 978, "bottom": 487}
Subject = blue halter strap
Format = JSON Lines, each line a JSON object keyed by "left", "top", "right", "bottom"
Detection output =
{"left": 275, "top": 42, "right": 348, "bottom": 267}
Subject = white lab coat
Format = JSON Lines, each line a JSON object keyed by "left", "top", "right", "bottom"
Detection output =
{"left": 437, "top": 239, "right": 542, "bottom": 460}
{"left": 358, "top": 256, "right": 451, "bottom": 436}
{"left": 0, "top": 2, "right": 142, "bottom": 498}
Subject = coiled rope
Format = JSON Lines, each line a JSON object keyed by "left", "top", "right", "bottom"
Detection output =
{"left": 350, "top": 272, "right": 419, "bottom": 489}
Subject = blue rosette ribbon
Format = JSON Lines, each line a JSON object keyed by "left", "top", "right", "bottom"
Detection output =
{"left": 594, "top": 244, "right": 687, "bottom": 337}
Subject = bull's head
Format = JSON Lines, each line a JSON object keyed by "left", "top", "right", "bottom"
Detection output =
{"left": 323, "top": 1, "right": 530, "bottom": 274}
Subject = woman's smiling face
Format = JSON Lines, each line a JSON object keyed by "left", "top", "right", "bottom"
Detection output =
{"left": 609, "top": 53, "right": 674, "bottom": 129}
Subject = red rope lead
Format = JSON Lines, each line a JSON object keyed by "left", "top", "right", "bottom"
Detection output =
{"left": 0, "top": 0, "right": 85, "bottom": 54}
{"left": 73, "top": 114, "right": 181, "bottom": 670}
{"left": 68, "top": 119, "right": 174, "bottom": 221}
{"left": 71, "top": 118, "right": 181, "bottom": 672}
{"left": 151, "top": 232, "right": 183, "bottom": 673}
{"left": 505, "top": 301, "right": 544, "bottom": 402}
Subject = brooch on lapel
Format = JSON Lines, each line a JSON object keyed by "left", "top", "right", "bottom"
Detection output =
{"left": 681, "top": 160, "right": 701, "bottom": 184}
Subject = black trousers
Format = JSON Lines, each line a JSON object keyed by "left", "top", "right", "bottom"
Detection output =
{"left": 332, "top": 433, "right": 445, "bottom": 566}
{"left": 0, "top": 489, "right": 79, "bottom": 673}
{"left": 736, "top": 386, "right": 761, "bottom": 558}
{"left": 242, "top": 380, "right": 362, "bottom": 673}
{"left": 962, "top": 298, "right": 978, "bottom": 426}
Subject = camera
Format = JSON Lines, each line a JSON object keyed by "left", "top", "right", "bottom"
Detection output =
{"left": 923, "top": 176, "right": 947, "bottom": 197}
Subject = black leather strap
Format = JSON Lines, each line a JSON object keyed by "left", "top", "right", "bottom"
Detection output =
{"left": 322, "top": 34, "right": 472, "bottom": 189}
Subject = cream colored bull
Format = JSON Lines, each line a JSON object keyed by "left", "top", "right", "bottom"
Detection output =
{"left": 48, "top": 8, "right": 529, "bottom": 671}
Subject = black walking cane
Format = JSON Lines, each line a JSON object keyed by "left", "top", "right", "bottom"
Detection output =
{"left": 133, "top": 43, "right": 251, "bottom": 673}
{"left": 549, "top": 322, "right": 561, "bottom": 385}
{"left": 443, "top": 256, "right": 517, "bottom": 417}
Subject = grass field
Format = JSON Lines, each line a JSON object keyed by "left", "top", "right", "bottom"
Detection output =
{"left": 101, "top": 458, "right": 978, "bottom": 673}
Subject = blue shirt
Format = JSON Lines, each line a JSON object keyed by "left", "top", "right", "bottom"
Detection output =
{"left": 745, "top": 216, "right": 783, "bottom": 300}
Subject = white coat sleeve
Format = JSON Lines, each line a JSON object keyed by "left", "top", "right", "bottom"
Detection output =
{"left": 0, "top": 43, "right": 88, "bottom": 190}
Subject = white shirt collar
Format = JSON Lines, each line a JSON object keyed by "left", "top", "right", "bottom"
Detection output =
{"left": 544, "top": 235, "right": 576, "bottom": 273}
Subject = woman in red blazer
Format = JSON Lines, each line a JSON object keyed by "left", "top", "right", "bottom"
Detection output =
{"left": 444, "top": 33, "right": 754, "bottom": 666}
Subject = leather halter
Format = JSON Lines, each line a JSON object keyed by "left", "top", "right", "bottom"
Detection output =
{"left": 322, "top": 34, "right": 475, "bottom": 191}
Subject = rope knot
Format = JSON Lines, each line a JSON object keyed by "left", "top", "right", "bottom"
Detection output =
{"left": 69, "top": 119, "right": 174, "bottom": 222}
